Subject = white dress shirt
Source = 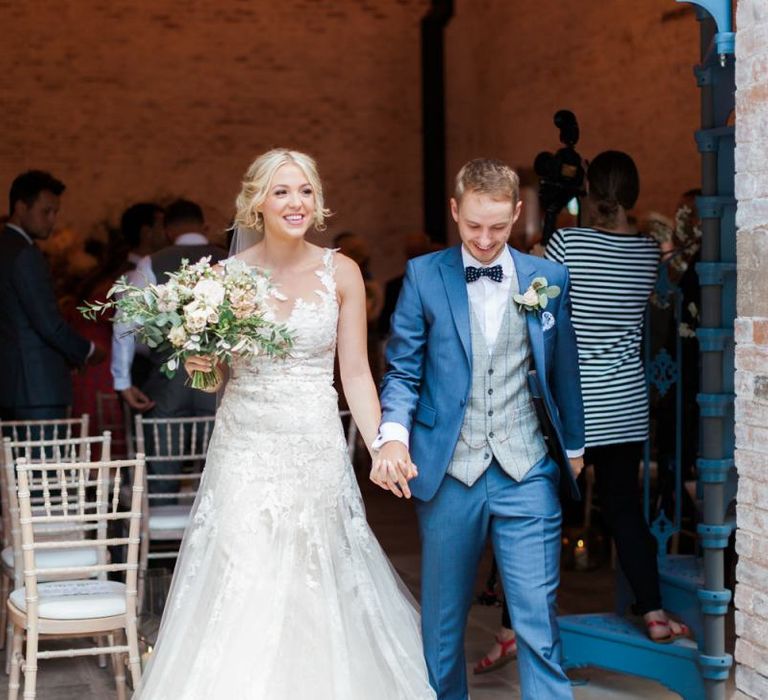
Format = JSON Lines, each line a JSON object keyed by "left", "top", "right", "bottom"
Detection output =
{"left": 376, "top": 245, "right": 583, "bottom": 459}
{"left": 111, "top": 233, "right": 209, "bottom": 391}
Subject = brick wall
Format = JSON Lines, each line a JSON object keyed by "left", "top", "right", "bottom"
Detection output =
{"left": 445, "top": 0, "right": 700, "bottom": 243}
{"left": 1, "top": 1, "right": 701, "bottom": 279}
{"left": 0, "top": 0, "right": 428, "bottom": 279}
{"left": 734, "top": 0, "right": 768, "bottom": 698}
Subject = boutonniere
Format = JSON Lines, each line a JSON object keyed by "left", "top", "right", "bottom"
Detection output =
{"left": 513, "top": 277, "right": 561, "bottom": 312}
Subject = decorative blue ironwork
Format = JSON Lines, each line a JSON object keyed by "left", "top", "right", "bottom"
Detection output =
{"left": 650, "top": 348, "right": 679, "bottom": 398}
{"left": 559, "top": 8, "right": 735, "bottom": 698}
{"left": 650, "top": 511, "right": 676, "bottom": 553}
{"left": 561, "top": 614, "right": 705, "bottom": 698}
{"left": 676, "top": 0, "right": 735, "bottom": 56}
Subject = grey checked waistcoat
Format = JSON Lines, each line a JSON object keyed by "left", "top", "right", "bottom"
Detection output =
{"left": 447, "top": 287, "right": 548, "bottom": 486}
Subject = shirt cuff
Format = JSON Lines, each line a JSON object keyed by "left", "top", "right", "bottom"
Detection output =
{"left": 566, "top": 447, "right": 585, "bottom": 459}
{"left": 372, "top": 422, "right": 410, "bottom": 451}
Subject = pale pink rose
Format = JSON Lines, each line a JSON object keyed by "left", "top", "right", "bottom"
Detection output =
{"left": 168, "top": 325, "right": 187, "bottom": 348}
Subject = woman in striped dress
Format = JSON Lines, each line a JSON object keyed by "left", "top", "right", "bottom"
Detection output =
{"left": 546, "top": 151, "right": 688, "bottom": 643}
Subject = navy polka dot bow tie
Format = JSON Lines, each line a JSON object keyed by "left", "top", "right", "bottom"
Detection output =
{"left": 464, "top": 265, "right": 504, "bottom": 283}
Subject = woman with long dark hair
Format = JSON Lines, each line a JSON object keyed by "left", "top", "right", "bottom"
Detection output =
{"left": 546, "top": 150, "right": 687, "bottom": 643}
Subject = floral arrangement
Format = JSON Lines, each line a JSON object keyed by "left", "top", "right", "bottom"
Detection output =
{"left": 514, "top": 277, "right": 561, "bottom": 312}
{"left": 646, "top": 204, "right": 702, "bottom": 279}
{"left": 80, "top": 257, "right": 293, "bottom": 390}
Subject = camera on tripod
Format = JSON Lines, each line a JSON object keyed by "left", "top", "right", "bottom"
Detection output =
{"left": 534, "top": 110, "right": 586, "bottom": 244}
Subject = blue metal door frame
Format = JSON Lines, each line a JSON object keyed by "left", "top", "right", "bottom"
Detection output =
{"left": 559, "top": 4, "right": 736, "bottom": 699}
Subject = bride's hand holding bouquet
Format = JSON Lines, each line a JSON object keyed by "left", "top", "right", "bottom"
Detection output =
{"left": 80, "top": 256, "right": 293, "bottom": 392}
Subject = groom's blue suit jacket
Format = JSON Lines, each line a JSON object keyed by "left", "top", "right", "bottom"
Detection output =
{"left": 381, "top": 244, "right": 584, "bottom": 502}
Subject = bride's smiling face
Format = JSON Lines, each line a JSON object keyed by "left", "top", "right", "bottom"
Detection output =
{"left": 260, "top": 163, "right": 316, "bottom": 240}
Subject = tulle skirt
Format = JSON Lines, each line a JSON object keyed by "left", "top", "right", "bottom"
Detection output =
{"left": 133, "top": 383, "right": 435, "bottom": 699}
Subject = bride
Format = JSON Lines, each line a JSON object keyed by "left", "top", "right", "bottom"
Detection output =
{"left": 132, "top": 149, "right": 435, "bottom": 699}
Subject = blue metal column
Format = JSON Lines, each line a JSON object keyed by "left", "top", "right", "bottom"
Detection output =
{"left": 678, "top": 2, "right": 737, "bottom": 698}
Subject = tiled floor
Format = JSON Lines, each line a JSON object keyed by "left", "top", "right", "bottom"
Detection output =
{"left": 0, "top": 472, "right": 735, "bottom": 699}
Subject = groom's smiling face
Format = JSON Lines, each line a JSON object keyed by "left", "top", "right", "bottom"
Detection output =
{"left": 451, "top": 191, "right": 522, "bottom": 265}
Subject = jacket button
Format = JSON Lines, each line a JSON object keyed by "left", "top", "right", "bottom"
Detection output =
{"left": 488, "top": 388, "right": 493, "bottom": 395}
{"left": 488, "top": 409, "right": 494, "bottom": 416}
{"left": 489, "top": 431, "right": 495, "bottom": 438}
{"left": 488, "top": 368, "right": 494, "bottom": 375}
{"left": 460, "top": 399, "right": 466, "bottom": 407}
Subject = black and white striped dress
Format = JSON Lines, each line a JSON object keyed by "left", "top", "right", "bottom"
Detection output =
{"left": 546, "top": 227, "right": 660, "bottom": 447}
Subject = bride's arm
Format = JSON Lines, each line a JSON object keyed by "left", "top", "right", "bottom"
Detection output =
{"left": 335, "top": 254, "right": 382, "bottom": 456}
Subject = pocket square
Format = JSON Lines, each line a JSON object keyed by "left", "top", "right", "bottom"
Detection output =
{"left": 541, "top": 311, "right": 555, "bottom": 331}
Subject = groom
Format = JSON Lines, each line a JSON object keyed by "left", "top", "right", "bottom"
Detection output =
{"left": 374, "top": 158, "right": 584, "bottom": 699}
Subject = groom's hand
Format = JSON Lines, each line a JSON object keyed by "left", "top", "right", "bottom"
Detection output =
{"left": 569, "top": 456, "right": 585, "bottom": 479}
{"left": 370, "top": 441, "right": 418, "bottom": 499}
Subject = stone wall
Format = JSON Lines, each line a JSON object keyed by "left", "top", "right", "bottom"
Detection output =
{"left": 734, "top": 0, "right": 768, "bottom": 697}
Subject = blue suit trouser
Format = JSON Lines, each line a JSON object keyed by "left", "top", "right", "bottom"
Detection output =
{"left": 415, "top": 457, "right": 572, "bottom": 700}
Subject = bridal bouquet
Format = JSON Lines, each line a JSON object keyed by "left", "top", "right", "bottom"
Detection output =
{"left": 80, "top": 257, "right": 293, "bottom": 390}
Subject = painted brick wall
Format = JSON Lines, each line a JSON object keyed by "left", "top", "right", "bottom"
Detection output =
{"left": 734, "top": 0, "right": 768, "bottom": 697}
{"left": 445, "top": 0, "right": 701, "bottom": 243}
{"left": 0, "top": 0, "right": 428, "bottom": 279}
{"left": 1, "top": 1, "right": 702, "bottom": 279}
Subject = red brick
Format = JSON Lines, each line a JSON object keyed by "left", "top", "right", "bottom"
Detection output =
{"left": 754, "top": 320, "right": 768, "bottom": 346}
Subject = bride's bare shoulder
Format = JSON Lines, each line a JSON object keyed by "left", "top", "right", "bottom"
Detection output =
{"left": 331, "top": 251, "right": 363, "bottom": 295}
{"left": 232, "top": 243, "right": 263, "bottom": 266}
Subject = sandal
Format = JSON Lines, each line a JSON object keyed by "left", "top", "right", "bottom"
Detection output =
{"left": 645, "top": 618, "right": 691, "bottom": 644}
{"left": 473, "top": 634, "right": 517, "bottom": 675}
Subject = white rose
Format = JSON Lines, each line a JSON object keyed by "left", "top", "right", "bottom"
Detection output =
{"left": 521, "top": 288, "right": 539, "bottom": 306}
{"left": 168, "top": 325, "right": 187, "bottom": 348}
{"left": 192, "top": 279, "right": 226, "bottom": 307}
{"left": 184, "top": 301, "right": 209, "bottom": 334}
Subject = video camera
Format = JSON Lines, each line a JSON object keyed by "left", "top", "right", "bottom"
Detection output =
{"left": 534, "top": 110, "right": 586, "bottom": 244}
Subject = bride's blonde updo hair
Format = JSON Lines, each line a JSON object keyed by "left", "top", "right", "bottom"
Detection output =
{"left": 234, "top": 148, "right": 331, "bottom": 234}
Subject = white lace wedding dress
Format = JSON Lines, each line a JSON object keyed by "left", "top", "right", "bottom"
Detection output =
{"left": 133, "top": 249, "right": 435, "bottom": 699}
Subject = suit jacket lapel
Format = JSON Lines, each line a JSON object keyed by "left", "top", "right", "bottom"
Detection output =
{"left": 511, "top": 247, "right": 546, "bottom": 377}
{"left": 439, "top": 246, "right": 471, "bottom": 361}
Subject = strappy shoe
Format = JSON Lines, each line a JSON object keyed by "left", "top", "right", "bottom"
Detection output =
{"left": 645, "top": 618, "right": 691, "bottom": 644}
{"left": 473, "top": 634, "right": 517, "bottom": 675}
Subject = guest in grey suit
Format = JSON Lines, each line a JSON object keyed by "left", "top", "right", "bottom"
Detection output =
{"left": 0, "top": 170, "right": 106, "bottom": 423}
{"left": 111, "top": 199, "right": 226, "bottom": 495}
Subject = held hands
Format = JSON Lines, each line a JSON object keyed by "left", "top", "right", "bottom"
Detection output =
{"left": 370, "top": 441, "right": 418, "bottom": 499}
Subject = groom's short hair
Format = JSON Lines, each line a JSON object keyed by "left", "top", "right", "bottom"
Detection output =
{"left": 454, "top": 159, "right": 520, "bottom": 205}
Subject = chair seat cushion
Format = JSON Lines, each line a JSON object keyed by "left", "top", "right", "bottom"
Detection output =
{"left": 149, "top": 504, "right": 192, "bottom": 531}
{"left": 2, "top": 545, "right": 99, "bottom": 572}
{"left": 9, "top": 579, "right": 126, "bottom": 620}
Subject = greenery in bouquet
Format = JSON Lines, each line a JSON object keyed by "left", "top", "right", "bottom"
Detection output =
{"left": 80, "top": 257, "right": 293, "bottom": 390}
